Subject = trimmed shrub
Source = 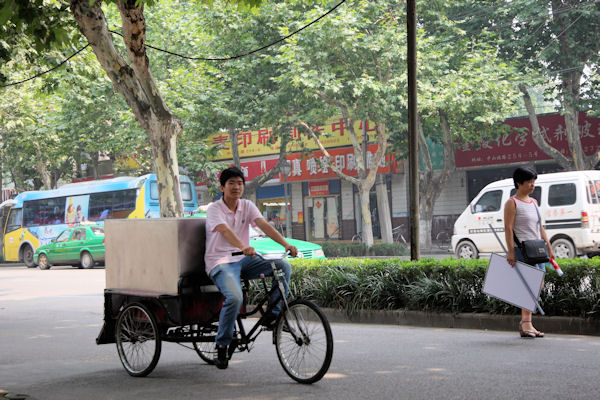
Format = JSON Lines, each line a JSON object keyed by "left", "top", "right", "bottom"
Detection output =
{"left": 319, "top": 242, "right": 408, "bottom": 257}
{"left": 262, "top": 257, "right": 600, "bottom": 318}
{"left": 320, "top": 242, "right": 367, "bottom": 257}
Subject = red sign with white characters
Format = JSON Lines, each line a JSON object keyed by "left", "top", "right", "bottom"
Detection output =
{"left": 454, "top": 112, "right": 600, "bottom": 168}
{"left": 309, "top": 181, "right": 330, "bottom": 196}
{"left": 283, "top": 144, "right": 395, "bottom": 182}
{"left": 238, "top": 158, "right": 280, "bottom": 181}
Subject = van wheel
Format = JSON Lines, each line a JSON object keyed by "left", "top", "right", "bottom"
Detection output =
{"left": 552, "top": 238, "right": 576, "bottom": 259}
{"left": 455, "top": 241, "right": 479, "bottom": 259}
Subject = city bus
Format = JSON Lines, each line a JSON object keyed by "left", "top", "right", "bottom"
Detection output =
{"left": 1, "top": 174, "right": 198, "bottom": 266}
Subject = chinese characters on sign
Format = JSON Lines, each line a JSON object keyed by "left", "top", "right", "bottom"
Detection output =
{"left": 285, "top": 144, "right": 393, "bottom": 182}
{"left": 206, "top": 117, "right": 383, "bottom": 160}
{"left": 455, "top": 112, "right": 600, "bottom": 168}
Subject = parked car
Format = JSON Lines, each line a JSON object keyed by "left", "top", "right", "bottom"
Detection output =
{"left": 34, "top": 224, "right": 105, "bottom": 269}
{"left": 249, "top": 226, "right": 326, "bottom": 259}
{"left": 452, "top": 170, "right": 600, "bottom": 259}
{"left": 191, "top": 209, "right": 325, "bottom": 259}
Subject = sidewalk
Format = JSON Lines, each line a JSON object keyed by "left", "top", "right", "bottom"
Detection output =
{"left": 322, "top": 308, "right": 600, "bottom": 336}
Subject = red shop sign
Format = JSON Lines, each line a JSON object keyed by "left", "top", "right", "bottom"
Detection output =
{"left": 309, "top": 181, "right": 330, "bottom": 196}
{"left": 284, "top": 144, "right": 394, "bottom": 182}
{"left": 454, "top": 112, "right": 600, "bottom": 168}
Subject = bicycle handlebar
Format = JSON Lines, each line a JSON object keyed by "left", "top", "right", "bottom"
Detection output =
{"left": 231, "top": 250, "right": 291, "bottom": 261}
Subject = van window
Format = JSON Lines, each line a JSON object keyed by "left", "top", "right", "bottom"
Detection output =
{"left": 474, "top": 190, "right": 503, "bottom": 213}
{"left": 587, "top": 181, "right": 600, "bottom": 204}
{"left": 548, "top": 183, "right": 576, "bottom": 206}
{"left": 510, "top": 187, "right": 542, "bottom": 206}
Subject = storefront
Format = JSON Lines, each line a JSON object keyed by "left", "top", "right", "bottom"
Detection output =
{"left": 303, "top": 180, "right": 341, "bottom": 241}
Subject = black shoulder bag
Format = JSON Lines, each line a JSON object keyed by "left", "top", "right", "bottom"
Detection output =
{"left": 513, "top": 202, "right": 549, "bottom": 265}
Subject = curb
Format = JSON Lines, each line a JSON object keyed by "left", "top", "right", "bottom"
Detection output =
{"left": 320, "top": 308, "right": 600, "bottom": 336}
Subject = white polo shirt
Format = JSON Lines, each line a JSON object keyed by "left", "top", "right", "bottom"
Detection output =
{"left": 204, "top": 198, "right": 263, "bottom": 275}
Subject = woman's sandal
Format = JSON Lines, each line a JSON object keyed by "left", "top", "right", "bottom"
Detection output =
{"left": 519, "top": 320, "right": 536, "bottom": 338}
{"left": 534, "top": 329, "right": 544, "bottom": 338}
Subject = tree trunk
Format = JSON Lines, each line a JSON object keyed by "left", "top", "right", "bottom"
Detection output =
{"left": 520, "top": 84, "right": 573, "bottom": 170}
{"left": 34, "top": 158, "right": 52, "bottom": 190}
{"left": 69, "top": 0, "right": 183, "bottom": 217}
{"left": 358, "top": 187, "right": 374, "bottom": 247}
{"left": 376, "top": 174, "right": 392, "bottom": 243}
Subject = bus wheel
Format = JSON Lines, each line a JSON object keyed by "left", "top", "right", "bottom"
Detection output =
{"left": 22, "top": 245, "right": 36, "bottom": 268}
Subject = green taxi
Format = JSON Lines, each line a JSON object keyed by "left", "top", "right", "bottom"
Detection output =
{"left": 191, "top": 210, "right": 325, "bottom": 259}
{"left": 34, "top": 225, "right": 105, "bottom": 269}
{"left": 249, "top": 226, "right": 326, "bottom": 259}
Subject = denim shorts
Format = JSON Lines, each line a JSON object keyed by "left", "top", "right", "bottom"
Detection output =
{"left": 514, "top": 246, "right": 546, "bottom": 271}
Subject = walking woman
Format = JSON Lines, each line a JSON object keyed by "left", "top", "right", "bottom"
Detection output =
{"left": 504, "top": 167, "right": 555, "bottom": 338}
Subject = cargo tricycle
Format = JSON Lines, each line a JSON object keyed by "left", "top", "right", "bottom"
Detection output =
{"left": 96, "top": 218, "right": 333, "bottom": 383}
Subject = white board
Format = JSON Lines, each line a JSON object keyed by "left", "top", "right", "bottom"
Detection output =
{"left": 483, "top": 253, "right": 545, "bottom": 313}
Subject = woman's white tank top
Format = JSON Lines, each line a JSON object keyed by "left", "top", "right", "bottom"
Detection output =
{"left": 512, "top": 196, "right": 541, "bottom": 242}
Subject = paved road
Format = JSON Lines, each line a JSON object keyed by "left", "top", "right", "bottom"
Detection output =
{"left": 2, "top": 266, "right": 600, "bottom": 400}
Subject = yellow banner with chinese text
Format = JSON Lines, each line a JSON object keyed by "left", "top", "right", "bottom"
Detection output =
{"left": 206, "top": 117, "right": 383, "bottom": 160}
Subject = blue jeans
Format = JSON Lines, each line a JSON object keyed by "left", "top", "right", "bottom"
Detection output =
{"left": 209, "top": 256, "right": 292, "bottom": 347}
{"left": 514, "top": 246, "right": 546, "bottom": 271}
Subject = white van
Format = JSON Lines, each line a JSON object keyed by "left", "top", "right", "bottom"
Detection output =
{"left": 452, "top": 171, "right": 600, "bottom": 259}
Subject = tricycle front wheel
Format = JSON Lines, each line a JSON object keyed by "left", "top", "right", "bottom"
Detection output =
{"left": 116, "top": 303, "right": 161, "bottom": 377}
{"left": 275, "top": 299, "right": 333, "bottom": 384}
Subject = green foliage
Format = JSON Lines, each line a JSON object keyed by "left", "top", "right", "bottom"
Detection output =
{"left": 319, "top": 242, "right": 407, "bottom": 257}
{"left": 262, "top": 257, "right": 600, "bottom": 318}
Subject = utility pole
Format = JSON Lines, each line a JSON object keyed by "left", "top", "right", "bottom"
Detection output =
{"left": 407, "top": 0, "right": 420, "bottom": 260}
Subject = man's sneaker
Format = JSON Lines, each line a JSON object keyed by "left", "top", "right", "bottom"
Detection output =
{"left": 215, "top": 345, "right": 228, "bottom": 369}
{"left": 261, "top": 312, "right": 278, "bottom": 330}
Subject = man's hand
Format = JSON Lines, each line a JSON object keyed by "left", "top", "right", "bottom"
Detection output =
{"left": 286, "top": 245, "right": 298, "bottom": 258}
{"left": 242, "top": 246, "right": 256, "bottom": 257}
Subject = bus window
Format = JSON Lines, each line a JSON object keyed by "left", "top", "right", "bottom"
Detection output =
{"left": 5, "top": 208, "right": 22, "bottom": 233}
{"left": 23, "top": 197, "right": 66, "bottom": 227}
{"left": 89, "top": 189, "right": 136, "bottom": 221}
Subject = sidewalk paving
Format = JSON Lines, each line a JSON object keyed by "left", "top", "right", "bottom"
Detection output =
{"left": 322, "top": 308, "right": 600, "bottom": 336}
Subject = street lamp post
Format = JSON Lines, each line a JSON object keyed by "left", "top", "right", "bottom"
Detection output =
{"left": 280, "top": 162, "right": 292, "bottom": 239}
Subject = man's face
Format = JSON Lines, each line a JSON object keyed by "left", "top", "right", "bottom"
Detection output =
{"left": 222, "top": 176, "right": 245, "bottom": 199}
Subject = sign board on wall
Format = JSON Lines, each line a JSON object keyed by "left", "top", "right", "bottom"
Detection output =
{"left": 206, "top": 118, "right": 383, "bottom": 160}
{"left": 309, "top": 181, "right": 330, "bottom": 196}
{"left": 455, "top": 112, "right": 600, "bottom": 168}
{"left": 284, "top": 144, "right": 396, "bottom": 182}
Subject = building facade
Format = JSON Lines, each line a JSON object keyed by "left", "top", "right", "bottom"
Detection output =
{"left": 198, "top": 112, "right": 600, "bottom": 242}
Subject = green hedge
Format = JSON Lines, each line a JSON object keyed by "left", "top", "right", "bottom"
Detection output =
{"left": 265, "top": 257, "right": 600, "bottom": 318}
{"left": 319, "top": 242, "right": 408, "bottom": 257}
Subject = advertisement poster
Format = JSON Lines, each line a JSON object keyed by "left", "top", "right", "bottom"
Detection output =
{"left": 65, "top": 195, "right": 90, "bottom": 225}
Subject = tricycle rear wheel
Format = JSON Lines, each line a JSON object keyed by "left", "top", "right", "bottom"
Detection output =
{"left": 116, "top": 303, "right": 161, "bottom": 377}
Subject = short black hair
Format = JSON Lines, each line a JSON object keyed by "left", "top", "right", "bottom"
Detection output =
{"left": 513, "top": 166, "right": 537, "bottom": 189}
{"left": 219, "top": 166, "right": 245, "bottom": 187}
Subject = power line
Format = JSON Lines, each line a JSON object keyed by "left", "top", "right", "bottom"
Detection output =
{"left": 1, "top": 44, "right": 90, "bottom": 88}
{"left": 1, "top": 0, "right": 347, "bottom": 87}
{"left": 112, "top": 0, "right": 346, "bottom": 61}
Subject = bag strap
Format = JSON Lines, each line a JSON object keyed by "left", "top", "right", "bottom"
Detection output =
{"left": 512, "top": 197, "right": 542, "bottom": 247}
